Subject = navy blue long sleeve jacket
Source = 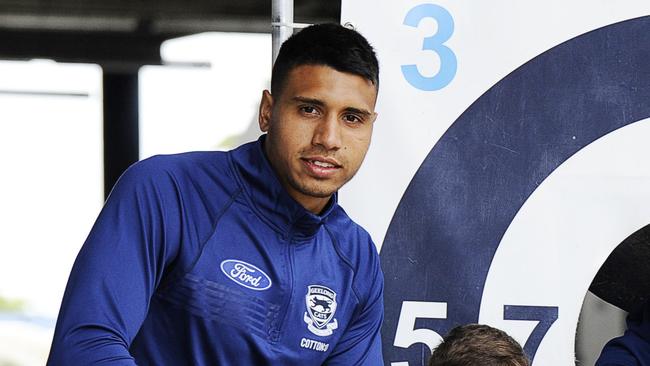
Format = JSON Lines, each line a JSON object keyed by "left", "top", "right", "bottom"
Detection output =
{"left": 597, "top": 300, "right": 650, "bottom": 366}
{"left": 48, "top": 137, "right": 384, "bottom": 365}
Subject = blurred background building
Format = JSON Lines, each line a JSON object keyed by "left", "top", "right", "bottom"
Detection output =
{"left": 0, "top": 1, "right": 337, "bottom": 364}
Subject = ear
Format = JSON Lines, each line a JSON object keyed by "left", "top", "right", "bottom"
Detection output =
{"left": 258, "top": 90, "right": 274, "bottom": 132}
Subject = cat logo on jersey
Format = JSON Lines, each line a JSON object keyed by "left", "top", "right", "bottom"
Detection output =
{"left": 304, "top": 285, "right": 338, "bottom": 336}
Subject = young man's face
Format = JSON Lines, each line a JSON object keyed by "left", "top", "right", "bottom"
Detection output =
{"left": 259, "top": 64, "right": 378, "bottom": 214}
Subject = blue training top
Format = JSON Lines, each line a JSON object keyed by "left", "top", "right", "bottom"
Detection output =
{"left": 48, "top": 136, "right": 384, "bottom": 365}
{"left": 596, "top": 300, "right": 650, "bottom": 366}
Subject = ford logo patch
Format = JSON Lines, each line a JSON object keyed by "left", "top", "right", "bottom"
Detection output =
{"left": 220, "top": 259, "right": 272, "bottom": 291}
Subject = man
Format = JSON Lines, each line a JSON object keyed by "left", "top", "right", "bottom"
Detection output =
{"left": 48, "top": 23, "right": 383, "bottom": 365}
{"left": 428, "top": 324, "right": 529, "bottom": 366}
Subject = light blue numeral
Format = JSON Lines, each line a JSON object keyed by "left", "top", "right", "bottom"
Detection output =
{"left": 401, "top": 3, "right": 457, "bottom": 91}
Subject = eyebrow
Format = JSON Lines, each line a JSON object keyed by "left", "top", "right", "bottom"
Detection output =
{"left": 292, "top": 96, "right": 373, "bottom": 117}
{"left": 345, "top": 106, "right": 373, "bottom": 118}
{"left": 293, "top": 96, "right": 325, "bottom": 107}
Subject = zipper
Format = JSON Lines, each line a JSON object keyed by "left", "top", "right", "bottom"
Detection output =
{"left": 275, "top": 229, "right": 295, "bottom": 342}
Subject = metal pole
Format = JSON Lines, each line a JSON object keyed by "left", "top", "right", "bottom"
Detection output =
{"left": 103, "top": 68, "right": 140, "bottom": 198}
{"left": 272, "top": 0, "right": 294, "bottom": 64}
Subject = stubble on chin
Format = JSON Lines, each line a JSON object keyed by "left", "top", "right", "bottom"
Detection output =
{"left": 288, "top": 174, "right": 336, "bottom": 199}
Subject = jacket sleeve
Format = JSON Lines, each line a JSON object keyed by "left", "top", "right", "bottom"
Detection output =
{"left": 47, "top": 158, "right": 181, "bottom": 365}
{"left": 324, "top": 245, "right": 384, "bottom": 366}
{"left": 595, "top": 300, "right": 650, "bottom": 366}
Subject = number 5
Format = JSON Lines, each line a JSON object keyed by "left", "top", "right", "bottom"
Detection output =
{"left": 392, "top": 301, "right": 448, "bottom": 366}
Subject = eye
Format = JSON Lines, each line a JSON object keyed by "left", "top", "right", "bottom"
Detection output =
{"left": 343, "top": 114, "right": 363, "bottom": 124}
{"left": 299, "top": 105, "right": 319, "bottom": 116}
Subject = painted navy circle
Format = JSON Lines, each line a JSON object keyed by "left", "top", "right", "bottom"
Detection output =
{"left": 220, "top": 259, "right": 272, "bottom": 291}
{"left": 380, "top": 16, "right": 650, "bottom": 364}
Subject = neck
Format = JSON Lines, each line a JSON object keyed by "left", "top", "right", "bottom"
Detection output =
{"left": 277, "top": 172, "right": 331, "bottom": 215}
{"left": 297, "top": 194, "right": 331, "bottom": 215}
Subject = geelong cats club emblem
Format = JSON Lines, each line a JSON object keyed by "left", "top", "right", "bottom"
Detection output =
{"left": 304, "top": 285, "right": 338, "bottom": 336}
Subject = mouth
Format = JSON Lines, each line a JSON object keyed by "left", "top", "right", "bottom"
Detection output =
{"left": 301, "top": 157, "right": 342, "bottom": 178}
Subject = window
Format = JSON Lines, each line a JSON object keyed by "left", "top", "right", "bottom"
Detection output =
{"left": 0, "top": 60, "right": 103, "bottom": 365}
{"left": 140, "top": 32, "right": 271, "bottom": 158}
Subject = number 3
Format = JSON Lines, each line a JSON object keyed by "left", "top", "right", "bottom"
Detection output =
{"left": 401, "top": 3, "right": 457, "bottom": 91}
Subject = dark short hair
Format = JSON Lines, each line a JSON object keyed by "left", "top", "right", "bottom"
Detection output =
{"left": 429, "top": 324, "right": 530, "bottom": 366}
{"left": 271, "top": 23, "right": 379, "bottom": 96}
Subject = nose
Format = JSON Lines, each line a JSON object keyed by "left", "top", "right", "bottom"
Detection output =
{"left": 312, "top": 114, "right": 341, "bottom": 151}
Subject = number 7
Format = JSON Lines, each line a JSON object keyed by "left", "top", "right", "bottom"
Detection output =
{"left": 504, "top": 305, "right": 559, "bottom": 361}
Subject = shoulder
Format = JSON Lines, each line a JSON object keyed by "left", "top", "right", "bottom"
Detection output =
{"left": 114, "top": 151, "right": 235, "bottom": 194}
{"left": 129, "top": 151, "right": 230, "bottom": 178}
{"left": 326, "top": 207, "right": 379, "bottom": 261}
{"left": 325, "top": 207, "right": 383, "bottom": 302}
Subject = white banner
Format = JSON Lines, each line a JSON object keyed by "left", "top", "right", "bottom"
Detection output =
{"left": 340, "top": 2, "right": 650, "bottom": 365}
